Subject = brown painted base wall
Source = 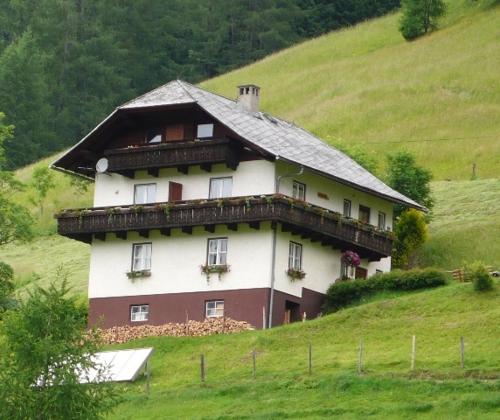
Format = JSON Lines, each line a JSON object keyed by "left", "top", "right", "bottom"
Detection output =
{"left": 89, "top": 287, "right": 325, "bottom": 329}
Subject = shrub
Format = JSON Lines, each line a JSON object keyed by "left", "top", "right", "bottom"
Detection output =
{"left": 464, "top": 262, "right": 494, "bottom": 292}
{"left": 325, "top": 268, "right": 447, "bottom": 311}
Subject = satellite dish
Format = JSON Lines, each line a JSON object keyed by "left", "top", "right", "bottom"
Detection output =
{"left": 95, "top": 157, "right": 109, "bottom": 173}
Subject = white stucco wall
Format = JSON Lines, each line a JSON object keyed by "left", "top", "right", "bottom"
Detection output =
{"left": 88, "top": 224, "right": 274, "bottom": 298}
{"left": 276, "top": 161, "right": 394, "bottom": 230}
{"left": 93, "top": 160, "right": 276, "bottom": 207}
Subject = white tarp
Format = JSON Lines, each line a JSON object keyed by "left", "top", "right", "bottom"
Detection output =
{"left": 80, "top": 347, "right": 154, "bottom": 383}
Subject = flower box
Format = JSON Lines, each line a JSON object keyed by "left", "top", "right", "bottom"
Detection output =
{"left": 287, "top": 268, "right": 306, "bottom": 281}
{"left": 126, "top": 270, "right": 151, "bottom": 279}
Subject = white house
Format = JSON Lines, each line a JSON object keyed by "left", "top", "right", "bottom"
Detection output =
{"left": 53, "top": 81, "right": 423, "bottom": 328}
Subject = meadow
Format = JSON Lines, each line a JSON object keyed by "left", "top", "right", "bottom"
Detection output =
{"left": 107, "top": 281, "right": 500, "bottom": 419}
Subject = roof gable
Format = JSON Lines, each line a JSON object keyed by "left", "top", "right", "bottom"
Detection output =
{"left": 53, "top": 80, "right": 423, "bottom": 209}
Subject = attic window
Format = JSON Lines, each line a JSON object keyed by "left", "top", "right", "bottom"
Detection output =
{"left": 197, "top": 123, "right": 214, "bottom": 139}
{"left": 239, "top": 87, "right": 244, "bottom": 95}
{"left": 146, "top": 129, "right": 162, "bottom": 144}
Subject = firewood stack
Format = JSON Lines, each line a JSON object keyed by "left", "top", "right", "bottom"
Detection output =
{"left": 98, "top": 317, "right": 253, "bottom": 344}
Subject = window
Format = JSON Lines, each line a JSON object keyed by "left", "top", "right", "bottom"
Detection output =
{"left": 359, "top": 205, "right": 371, "bottom": 224}
{"left": 196, "top": 123, "right": 214, "bottom": 139}
{"left": 132, "top": 243, "right": 152, "bottom": 272}
{"left": 209, "top": 177, "right": 232, "bottom": 199}
{"left": 288, "top": 242, "right": 302, "bottom": 270}
{"left": 343, "top": 199, "right": 352, "bottom": 218}
{"left": 205, "top": 300, "right": 224, "bottom": 318}
{"left": 134, "top": 184, "right": 156, "bottom": 204}
{"left": 292, "top": 181, "right": 306, "bottom": 201}
{"left": 207, "top": 238, "right": 228, "bottom": 266}
{"left": 378, "top": 212, "right": 386, "bottom": 230}
{"left": 146, "top": 129, "right": 162, "bottom": 144}
{"left": 131, "top": 305, "right": 149, "bottom": 322}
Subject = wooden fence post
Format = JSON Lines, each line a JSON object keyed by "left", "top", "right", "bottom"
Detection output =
{"left": 411, "top": 335, "right": 416, "bottom": 371}
{"left": 308, "top": 342, "right": 312, "bottom": 375}
{"left": 357, "top": 338, "right": 364, "bottom": 375}
{"left": 262, "top": 306, "right": 266, "bottom": 330}
{"left": 200, "top": 354, "right": 205, "bottom": 383}
{"left": 460, "top": 336, "right": 465, "bottom": 369}
{"left": 252, "top": 350, "right": 256, "bottom": 378}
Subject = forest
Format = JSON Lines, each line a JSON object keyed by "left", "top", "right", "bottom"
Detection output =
{"left": 0, "top": 0, "right": 400, "bottom": 169}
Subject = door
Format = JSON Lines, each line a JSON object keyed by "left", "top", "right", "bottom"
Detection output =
{"left": 168, "top": 182, "right": 183, "bottom": 202}
{"left": 284, "top": 300, "right": 300, "bottom": 324}
{"left": 355, "top": 267, "right": 368, "bottom": 279}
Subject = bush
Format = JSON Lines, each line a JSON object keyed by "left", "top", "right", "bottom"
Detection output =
{"left": 464, "top": 262, "right": 495, "bottom": 292}
{"left": 325, "top": 268, "right": 447, "bottom": 311}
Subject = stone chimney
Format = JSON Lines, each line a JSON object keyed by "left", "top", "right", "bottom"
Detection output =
{"left": 237, "top": 84, "right": 260, "bottom": 113}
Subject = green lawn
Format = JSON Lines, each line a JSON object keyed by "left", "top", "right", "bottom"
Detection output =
{"left": 202, "top": 0, "right": 500, "bottom": 180}
{"left": 107, "top": 282, "right": 500, "bottom": 419}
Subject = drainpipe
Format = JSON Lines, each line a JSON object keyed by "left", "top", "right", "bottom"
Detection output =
{"left": 268, "top": 159, "right": 304, "bottom": 328}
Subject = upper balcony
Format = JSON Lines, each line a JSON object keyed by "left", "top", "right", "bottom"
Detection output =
{"left": 56, "top": 195, "right": 394, "bottom": 261}
{"left": 104, "top": 138, "right": 240, "bottom": 177}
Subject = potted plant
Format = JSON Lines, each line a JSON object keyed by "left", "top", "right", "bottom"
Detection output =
{"left": 341, "top": 250, "right": 361, "bottom": 280}
{"left": 200, "top": 264, "right": 230, "bottom": 282}
{"left": 286, "top": 268, "right": 306, "bottom": 281}
{"left": 126, "top": 269, "right": 151, "bottom": 280}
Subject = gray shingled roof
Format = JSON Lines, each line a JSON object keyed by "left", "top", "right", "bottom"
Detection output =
{"left": 119, "top": 80, "right": 422, "bottom": 209}
{"left": 54, "top": 80, "right": 423, "bottom": 209}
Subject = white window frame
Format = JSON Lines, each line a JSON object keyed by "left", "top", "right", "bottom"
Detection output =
{"left": 378, "top": 211, "right": 386, "bottom": 230}
{"left": 292, "top": 181, "right": 306, "bottom": 201}
{"left": 207, "top": 238, "right": 228, "bottom": 266}
{"left": 132, "top": 243, "right": 152, "bottom": 272}
{"left": 288, "top": 242, "right": 302, "bottom": 270}
{"left": 205, "top": 300, "right": 224, "bottom": 318}
{"left": 343, "top": 199, "right": 352, "bottom": 218}
{"left": 196, "top": 123, "right": 214, "bottom": 139}
{"left": 209, "top": 177, "right": 233, "bottom": 199}
{"left": 134, "top": 183, "right": 156, "bottom": 204}
{"left": 131, "top": 304, "right": 149, "bottom": 322}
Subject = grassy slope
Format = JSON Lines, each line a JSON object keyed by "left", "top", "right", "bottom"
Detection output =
{"left": 108, "top": 282, "right": 500, "bottom": 419}
{"left": 202, "top": 0, "right": 500, "bottom": 180}
{"left": 421, "top": 179, "right": 500, "bottom": 268}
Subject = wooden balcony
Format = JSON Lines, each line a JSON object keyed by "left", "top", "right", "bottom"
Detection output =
{"left": 104, "top": 138, "right": 240, "bottom": 177}
{"left": 56, "top": 195, "right": 393, "bottom": 261}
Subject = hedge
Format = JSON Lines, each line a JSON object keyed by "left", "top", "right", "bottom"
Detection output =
{"left": 325, "top": 268, "right": 448, "bottom": 311}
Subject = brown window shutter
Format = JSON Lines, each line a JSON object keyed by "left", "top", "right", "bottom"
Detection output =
{"left": 168, "top": 182, "right": 183, "bottom": 201}
{"left": 165, "top": 124, "right": 184, "bottom": 142}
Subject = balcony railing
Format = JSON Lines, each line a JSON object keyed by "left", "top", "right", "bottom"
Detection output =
{"left": 56, "top": 195, "right": 394, "bottom": 260}
{"left": 104, "top": 138, "right": 239, "bottom": 177}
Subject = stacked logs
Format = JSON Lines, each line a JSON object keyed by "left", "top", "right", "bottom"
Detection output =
{"left": 98, "top": 317, "right": 253, "bottom": 344}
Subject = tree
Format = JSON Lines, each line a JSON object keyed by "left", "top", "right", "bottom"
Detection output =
{"left": 30, "top": 165, "right": 55, "bottom": 216}
{"left": 0, "top": 261, "right": 16, "bottom": 315}
{"left": 0, "top": 112, "right": 33, "bottom": 245}
{"left": 399, "top": 0, "right": 446, "bottom": 41}
{"left": 0, "top": 275, "right": 120, "bottom": 419}
{"left": 392, "top": 208, "right": 428, "bottom": 269}
{"left": 386, "top": 151, "right": 433, "bottom": 217}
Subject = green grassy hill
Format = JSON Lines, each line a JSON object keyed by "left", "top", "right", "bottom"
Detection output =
{"left": 202, "top": 0, "right": 500, "bottom": 180}
{"left": 107, "top": 282, "right": 499, "bottom": 418}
